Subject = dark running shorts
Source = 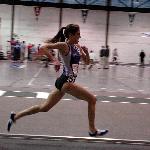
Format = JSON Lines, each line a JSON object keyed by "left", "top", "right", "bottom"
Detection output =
{"left": 55, "top": 74, "right": 77, "bottom": 91}
{"left": 55, "top": 74, "right": 68, "bottom": 91}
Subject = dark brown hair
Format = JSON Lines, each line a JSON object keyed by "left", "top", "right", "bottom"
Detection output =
{"left": 64, "top": 24, "right": 79, "bottom": 39}
{"left": 45, "top": 27, "right": 66, "bottom": 43}
{"left": 46, "top": 24, "right": 79, "bottom": 43}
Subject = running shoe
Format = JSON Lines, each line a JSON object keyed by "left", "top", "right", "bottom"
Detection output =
{"left": 89, "top": 129, "right": 109, "bottom": 137}
{"left": 7, "top": 112, "right": 16, "bottom": 132}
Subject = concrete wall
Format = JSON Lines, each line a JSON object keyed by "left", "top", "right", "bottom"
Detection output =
{"left": 109, "top": 11, "right": 150, "bottom": 63}
{"left": 0, "top": 4, "right": 150, "bottom": 63}
{"left": 0, "top": 5, "right": 11, "bottom": 52}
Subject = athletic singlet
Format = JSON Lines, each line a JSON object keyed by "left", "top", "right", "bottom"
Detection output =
{"left": 60, "top": 44, "right": 80, "bottom": 82}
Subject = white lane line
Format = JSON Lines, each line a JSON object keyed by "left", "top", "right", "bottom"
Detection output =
{"left": 108, "top": 96, "right": 117, "bottom": 98}
{"left": 127, "top": 97, "right": 135, "bottom": 99}
{"left": 62, "top": 98, "right": 73, "bottom": 101}
{"left": 33, "top": 67, "right": 43, "bottom": 78}
{"left": 1, "top": 133, "right": 150, "bottom": 146}
{"left": 27, "top": 78, "right": 35, "bottom": 86}
{"left": 137, "top": 90, "right": 144, "bottom": 92}
{"left": 139, "top": 103, "right": 148, "bottom": 105}
{"left": 118, "top": 89, "right": 125, "bottom": 91}
{"left": 36, "top": 92, "right": 49, "bottom": 99}
{"left": 5, "top": 96, "right": 15, "bottom": 98}
{"left": 120, "top": 102, "right": 130, "bottom": 104}
{"left": 101, "top": 101, "right": 110, "bottom": 103}
{"left": 27, "top": 67, "right": 43, "bottom": 86}
{"left": 1, "top": 89, "right": 150, "bottom": 105}
{"left": 13, "top": 91, "right": 21, "bottom": 92}
{"left": 26, "top": 97, "right": 35, "bottom": 99}
{"left": 0, "top": 90, "right": 6, "bottom": 96}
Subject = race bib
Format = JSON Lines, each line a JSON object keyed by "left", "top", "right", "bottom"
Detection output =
{"left": 66, "top": 64, "right": 79, "bottom": 83}
{"left": 67, "top": 74, "right": 77, "bottom": 83}
{"left": 72, "top": 64, "right": 79, "bottom": 76}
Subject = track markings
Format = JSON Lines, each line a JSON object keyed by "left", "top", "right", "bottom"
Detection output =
{"left": 0, "top": 90, "right": 150, "bottom": 105}
{"left": 0, "top": 133, "right": 150, "bottom": 146}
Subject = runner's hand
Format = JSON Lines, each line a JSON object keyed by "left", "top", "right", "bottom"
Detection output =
{"left": 81, "top": 46, "right": 88, "bottom": 54}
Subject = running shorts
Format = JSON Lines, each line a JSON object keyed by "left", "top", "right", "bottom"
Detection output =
{"left": 55, "top": 74, "right": 77, "bottom": 91}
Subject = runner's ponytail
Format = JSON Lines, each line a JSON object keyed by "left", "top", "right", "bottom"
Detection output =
{"left": 45, "top": 27, "right": 66, "bottom": 43}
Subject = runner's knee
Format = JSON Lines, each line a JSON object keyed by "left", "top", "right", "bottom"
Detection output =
{"left": 88, "top": 96, "right": 96, "bottom": 105}
{"left": 39, "top": 105, "right": 50, "bottom": 112}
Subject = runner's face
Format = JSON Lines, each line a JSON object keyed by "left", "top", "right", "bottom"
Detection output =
{"left": 75, "top": 30, "right": 81, "bottom": 44}
{"left": 71, "top": 30, "right": 81, "bottom": 44}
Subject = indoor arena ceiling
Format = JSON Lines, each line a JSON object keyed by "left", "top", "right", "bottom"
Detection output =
{"left": 1, "top": 0, "right": 150, "bottom": 12}
{"left": 20, "top": 0, "right": 150, "bottom": 8}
